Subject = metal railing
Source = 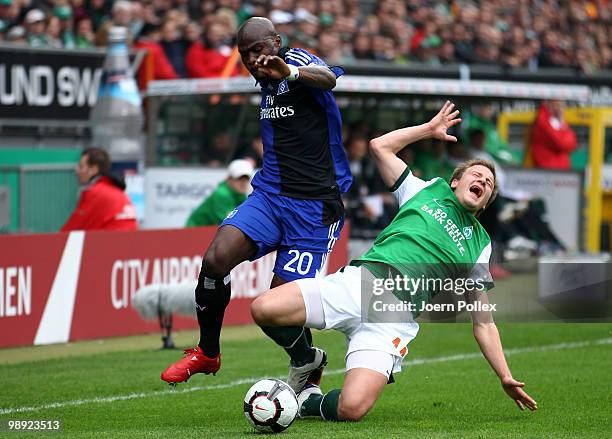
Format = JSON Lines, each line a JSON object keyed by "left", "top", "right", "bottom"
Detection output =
{"left": 0, "top": 164, "right": 78, "bottom": 234}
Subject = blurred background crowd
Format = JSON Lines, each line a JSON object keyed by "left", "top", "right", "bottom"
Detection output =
{"left": 1, "top": 0, "right": 610, "bottom": 77}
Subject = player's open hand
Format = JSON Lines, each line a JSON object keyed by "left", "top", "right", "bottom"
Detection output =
{"left": 501, "top": 376, "right": 538, "bottom": 411}
{"left": 428, "top": 100, "right": 461, "bottom": 142}
{"left": 254, "top": 55, "right": 291, "bottom": 80}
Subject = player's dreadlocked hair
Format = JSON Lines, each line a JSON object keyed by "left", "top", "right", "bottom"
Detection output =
{"left": 449, "top": 159, "right": 499, "bottom": 213}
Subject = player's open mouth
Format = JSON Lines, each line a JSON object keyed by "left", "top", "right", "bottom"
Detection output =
{"left": 469, "top": 184, "right": 483, "bottom": 198}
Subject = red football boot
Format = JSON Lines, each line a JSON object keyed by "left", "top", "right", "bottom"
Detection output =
{"left": 161, "top": 346, "right": 221, "bottom": 384}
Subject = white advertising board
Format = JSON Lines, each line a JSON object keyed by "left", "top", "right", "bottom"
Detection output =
{"left": 504, "top": 168, "right": 582, "bottom": 250}
{"left": 143, "top": 167, "right": 227, "bottom": 229}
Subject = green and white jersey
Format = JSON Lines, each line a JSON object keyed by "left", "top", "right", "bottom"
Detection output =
{"left": 351, "top": 166, "right": 493, "bottom": 306}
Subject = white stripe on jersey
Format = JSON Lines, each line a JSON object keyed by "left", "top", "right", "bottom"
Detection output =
{"left": 326, "top": 220, "right": 340, "bottom": 252}
{"left": 287, "top": 49, "right": 311, "bottom": 61}
{"left": 287, "top": 50, "right": 311, "bottom": 64}
{"left": 285, "top": 54, "right": 308, "bottom": 66}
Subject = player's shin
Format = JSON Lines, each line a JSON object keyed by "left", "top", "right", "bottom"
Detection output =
{"left": 259, "top": 326, "right": 315, "bottom": 366}
{"left": 195, "top": 270, "right": 231, "bottom": 357}
{"left": 304, "top": 327, "right": 313, "bottom": 346}
{"left": 301, "top": 389, "right": 341, "bottom": 421}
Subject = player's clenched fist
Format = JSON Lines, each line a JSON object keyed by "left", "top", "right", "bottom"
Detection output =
{"left": 254, "top": 55, "right": 291, "bottom": 80}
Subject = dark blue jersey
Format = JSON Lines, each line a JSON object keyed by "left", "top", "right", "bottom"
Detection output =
{"left": 251, "top": 47, "right": 352, "bottom": 199}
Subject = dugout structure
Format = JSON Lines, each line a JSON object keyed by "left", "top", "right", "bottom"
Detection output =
{"left": 145, "top": 74, "right": 595, "bottom": 249}
{"left": 145, "top": 75, "right": 590, "bottom": 167}
{"left": 498, "top": 107, "right": 612, "bottom": 252}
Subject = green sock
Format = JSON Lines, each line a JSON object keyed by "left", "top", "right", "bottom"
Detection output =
{"left": 301, "top": 389, "right": 341, "bottom": 420}
{"left": 301, "top": 393, "right": 324, "bottom": 417}
{"left": 260, "top": 326, "right": 314, "bottom": 366}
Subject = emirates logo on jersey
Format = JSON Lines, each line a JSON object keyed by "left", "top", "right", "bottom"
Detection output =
{"left": 260, "top": 106, "right": 295, "bottom": 120}
{"left": 260, "top": 93, "right": 295, "bottom": 120}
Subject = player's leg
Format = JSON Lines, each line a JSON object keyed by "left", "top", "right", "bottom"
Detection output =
{"left": 270, "top": 272, "right": 313, "bottom": 346}
{"left": 195, "top": 225, "right": 257, "bottom": 357}
{"left": 299, "top": 352, "right": 392, "bottom": 421}
{"left": 251, "top": 276, "right": 328, "bottom": 393}
{"left": 294, "top": 266, "right": 418, "bottom": 421}
{"left": 300, "top": 319, "right": 414, "bottom": 422}
{"left": 251, "top": 280, "right": 308, "bottom": 327}
{"left": 259, "top": 274, "right": 318, "bottom": 373}
{"left": 161, "top": 191, "right": 281, "bottom": 384}
{"left": 262, "top": 274, "right": 313, "bottom": 364}
{"left": 194, "top": 190, "right": 283, "bottom": 354}
{"left": 252, "top": 279, "right": 318, "bottom": 367}
{"left": 160, "top": 225, "right": 257, "bottom": 384}
{"left": 259, "top": 247, "right": 336, "bottom": 392}
{"left": 263, "top": 195, "right": 344, "bottom": 390}
{"left": 286, "top": 197, "right": 344, "bottom": 354}
{"left": 337, "top": 365, "right": 389, "bottom": 421}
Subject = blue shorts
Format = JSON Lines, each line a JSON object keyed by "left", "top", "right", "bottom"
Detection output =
{"left": 222, "top": 189, "right": 344, "bottom": 282}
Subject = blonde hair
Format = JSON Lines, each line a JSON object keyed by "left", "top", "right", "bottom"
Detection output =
{"left": 450, "top": 159, "right": 499, "bottom": 211}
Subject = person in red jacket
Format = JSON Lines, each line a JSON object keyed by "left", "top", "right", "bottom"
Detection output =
{"left": 529, "top": 100, "right": 577, "bottom": 170}
{"left": 185, "top": 20, "right": 239, "bottom": 78}
{"left": 61, "top": 147, "right": 138, "bottom": 232}
{"left": 134, "top": 23, "right": 178, "bottom": 80}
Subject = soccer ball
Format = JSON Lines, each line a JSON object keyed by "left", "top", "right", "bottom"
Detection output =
{"left": 243, "top": 379, "right": 299, "bottom": 433}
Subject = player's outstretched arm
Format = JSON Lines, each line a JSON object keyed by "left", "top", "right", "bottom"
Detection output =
{"left": 467, "top": 290, "right": 538, "bottom": 412}
{"left": 254, "top": 55, "right": 336, "bottom": 89}
{"left": 369, "top": 100, "right": 461, "bottom": 187}
{"left": 293, "top": 66, "right": 336, "bottom": 89}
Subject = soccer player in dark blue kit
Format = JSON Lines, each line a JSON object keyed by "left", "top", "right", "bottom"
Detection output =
{"left": 161, "top": 17, "right": 351, "bottom": 393}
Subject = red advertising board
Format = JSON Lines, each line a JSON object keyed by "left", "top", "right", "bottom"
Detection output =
{"left": 0, "top": 234, "right": 68, "bottom": 347}
{"left": 0, "top": 225, "right": 348, "bottom": 348}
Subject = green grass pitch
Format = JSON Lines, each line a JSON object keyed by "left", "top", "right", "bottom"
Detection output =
{"left": 1, "top": 323, "right": 610, "bottom": 438}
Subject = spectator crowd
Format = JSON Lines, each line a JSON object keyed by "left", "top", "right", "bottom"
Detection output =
{"left": 0, "top": 0, "right": 610, "bottom": 77}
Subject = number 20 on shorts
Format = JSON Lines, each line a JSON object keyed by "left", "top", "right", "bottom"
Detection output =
{"left": 283, "top": 250, "right": 314, "bottom": 275}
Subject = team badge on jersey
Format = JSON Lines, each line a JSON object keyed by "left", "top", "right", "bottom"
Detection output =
{"left": 463, "top": 226, "right": 473, "bottom": 239}
{"left": 277, "top": 79, "right": 289, "bottom": 95}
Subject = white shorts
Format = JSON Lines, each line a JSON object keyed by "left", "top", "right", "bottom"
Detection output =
{"left": 345, "top": 350, "right": 395, "bottom": 379}
{"left": 296, "top": 265, "right": 419, "bottom": 376}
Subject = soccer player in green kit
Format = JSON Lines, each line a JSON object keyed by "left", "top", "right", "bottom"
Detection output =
{"left": 250, "top": 101, "right": 538, "bottom": 421}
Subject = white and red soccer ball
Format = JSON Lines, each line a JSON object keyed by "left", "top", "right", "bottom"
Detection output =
{"left": 243, "top": 379, "right": 299, "bottom": 433}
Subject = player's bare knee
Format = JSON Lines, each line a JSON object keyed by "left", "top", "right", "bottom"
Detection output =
{"left": 203, "top": 242, "right": 232, "bottom": 277}
{"left": 337, "top": 396, "right": 370, "bottom": 422}
{"left": 251, "top": 296, "right": 272, "bottom": 326}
